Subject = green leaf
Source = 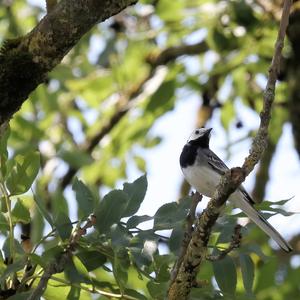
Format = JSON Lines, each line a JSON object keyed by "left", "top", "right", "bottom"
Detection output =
{"left": 130, "top": 247, "right": 153, "bottom": 268}
{"left": 0, "top": 258, "right": 26, "bottom": 281}
{"left": 41, "top": 246, "right": 64, "bottom": 266}
{"left": 154, "top": 254, "right": 172, "bottom": 282}
{"left": 146, "top": 80, "right": 176, "bottom": 114}
{"left": 246, "top": 244, "right": 268, "bottom": 261}
{"left": 94, "top": 190, "right": 128, "bottom": 234}
{"left": 156, "top": 0, "right": 184, "bottom": 22}
{"left": 113, "top": 247, "right": 130, "bottom": 292}
{"left": 124, "top": 289, "right": 147, "bottom": 300}
{"left": 54, "top": 212, "right": 73, "bottom": 240}
{"left": 72, "top": 177, "right": 94, "bottom": 217}
{"left": 169, "top": 224, "right": 184, "bottom": 254}
{"left": 154, "top": 202, "right": 189, "bottom": 230}
{"left": 11, "top": 199, "right": 30, "bottom": 224}
{"left": 59, "top": 149, "right": 93, "bottom": 169}
{"left": 64, "top": 256, "right": 90, "bottom": 284}
{"left": 147, "top": 281, "right": 168, "bottom": 299}
{"left": 0, "top": 125, "right": 10, "bottom": 178}
{"left": 216, "top": 221, "right": 236, "bottom": 244}
{"left": 213, "top": 255, "right": 237, "bottom": 295}
{"left": 76, "top": 250, "right": 106, "bottom": 272}
{"left": 29, "top": 253, "right": 45, "bottom": 267}
{"left": 239, "top": 253, "right": 255, "bottom": 295}
{"left": 2, "top": 238, "right": 24, "bottom": 261}
{"left": 33, "top": 193, "right": 53, "bottom": 227}
{"left": 5, "top": 291, "right": 32, "bottom": 300}
{"left": 67, "top": 286, "right": 81, "bottom": 300}
{"left": 127, "top": 215, "right": 153, "bottom": 229}
{"left": 122, "top": 175, "right": 148, "bottom": 217}
{"left": 111, "top": 224, "right": 131, "bottom": 248}
{"left": 0, "top": 213, "right": 9, "bottom": 232}
{"left": 6, "top": 151, "right": 40, "bottom": 195}
{"left": 221, "top": 100, "right": 235, "bottom": 130}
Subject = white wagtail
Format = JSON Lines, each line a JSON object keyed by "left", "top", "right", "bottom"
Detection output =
{"left": 180, "top": 127, "right": 292, "bottom": 252}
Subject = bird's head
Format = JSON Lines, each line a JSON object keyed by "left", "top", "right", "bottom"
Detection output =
{"left": 187, "top": 127, "right": 212, "bottom": 147}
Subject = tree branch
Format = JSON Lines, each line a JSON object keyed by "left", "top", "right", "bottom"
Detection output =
{"left": 27, "top": 215, "right": 96, "bottom": 300}
{"left": 45, "top": 0, "right": 57, "bottom": 13}
{"left": 287, "top": 1, "right": 300, "bottom": 158}
{"left": 147, "top": 41, "right": 208, "bottom": 67}
{"left": 168, "top": 1, "right": 292, "bottom": 298}
{"left": 0, "top": 0, "right": 138, "bottom": 126}
{"left": 206, "top": 225, "right": 242, "bottom": 261}
{"left": 171, "top": 192, "right": 202, "bottom": 282}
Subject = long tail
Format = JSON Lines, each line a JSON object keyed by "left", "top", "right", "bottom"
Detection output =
{"left": 230, "top": 192, "right": 292, "bottom": 252}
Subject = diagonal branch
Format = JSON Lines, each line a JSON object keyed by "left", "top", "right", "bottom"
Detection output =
{"left": 168, "top": 1, "right": 292, "bottom": 299}
{"left": 0, "top": 0, "right": 138, "bottom": 126}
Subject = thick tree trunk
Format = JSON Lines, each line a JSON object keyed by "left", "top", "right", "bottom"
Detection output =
{"left": 0, "top": 0, "right": 137, "bottom": 125}
{"left": 287, "top": 2, "right": 300, "bottom": 157}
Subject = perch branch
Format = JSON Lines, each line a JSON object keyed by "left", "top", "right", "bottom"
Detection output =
{"left": 171, "top": 192, "right": 202, "bottom": 282}
{"left": 168, "top": 1, "right": 292, "bottom": 299}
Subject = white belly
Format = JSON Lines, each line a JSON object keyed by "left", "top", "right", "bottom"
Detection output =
{"left": 181, "top": 165, "right": 219, "bottom": 198}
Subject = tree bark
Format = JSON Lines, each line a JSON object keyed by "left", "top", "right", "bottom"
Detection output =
{"left": 0, "top": 0, "right": 137, "bottom": 126}
{"left": 287, "top": 2, "right": 300, "bottom": 157}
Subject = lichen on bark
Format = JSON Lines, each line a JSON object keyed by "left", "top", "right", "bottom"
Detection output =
{"left": 0, "top": 0, "right": 137, "bottom": 126}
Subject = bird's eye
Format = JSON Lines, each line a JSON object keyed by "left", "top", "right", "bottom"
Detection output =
{"left": 195, "top": 130, "right": 200, "bottom": 134}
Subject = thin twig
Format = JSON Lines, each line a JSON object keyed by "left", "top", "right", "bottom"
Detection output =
{"left": 0, "top": 182, "right": 14, "bottom": 263}
{"left": 27, "top": 215, "right": 96, "bottom": 300}
{"left": 32, "top": 275, "right": 140, "bottom": 300}
{"left": 206, "top": 225, "right": 242, "bottom": 261}
{"left": 168, "top": 1, "right": 292, "bottom": 299}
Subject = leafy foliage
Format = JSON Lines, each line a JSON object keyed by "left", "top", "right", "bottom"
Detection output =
{"left": 0, "top": 0, "right": 298, "bottom": 299}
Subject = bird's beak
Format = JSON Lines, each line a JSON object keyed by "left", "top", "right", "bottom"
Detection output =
{"left": 205, "top": 128, "right": 213, "bottom": 135}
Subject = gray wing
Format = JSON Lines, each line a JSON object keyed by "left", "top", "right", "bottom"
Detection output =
{"left": 204, "top": 149, "right": 255, "bottom": 204}
{"left": 203, "top": 148, "right": 229, "bottom": 175}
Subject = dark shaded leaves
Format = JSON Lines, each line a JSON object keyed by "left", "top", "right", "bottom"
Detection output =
{"left": 94, "top": 190, "right": 128, "bottom": 234}
{"left": 122, "top": 174, "right": 147, "bottom": 217}
{"left": 213, "top": 255, "right": 237, "bottom": 295}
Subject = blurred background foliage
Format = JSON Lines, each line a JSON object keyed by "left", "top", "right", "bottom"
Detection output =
{"left": 0, "top": 0, "right": 300, "bottom": 299}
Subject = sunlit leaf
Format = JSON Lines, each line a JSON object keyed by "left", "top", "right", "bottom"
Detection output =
{"left": 11, "top": 199, "right": 30, "bottom": 224}
{"left": 6, "top": 151, "right": 40, "bottom": 195}
{"left": 67, "top": 286, "right": 80, "bottom": 300}
{"left": 64, "top": 256, "right": 90, "bottom": 284}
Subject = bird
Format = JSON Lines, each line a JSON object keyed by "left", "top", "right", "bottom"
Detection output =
{"left": 179, "top": 127, "right": 292, "bottom": 252}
